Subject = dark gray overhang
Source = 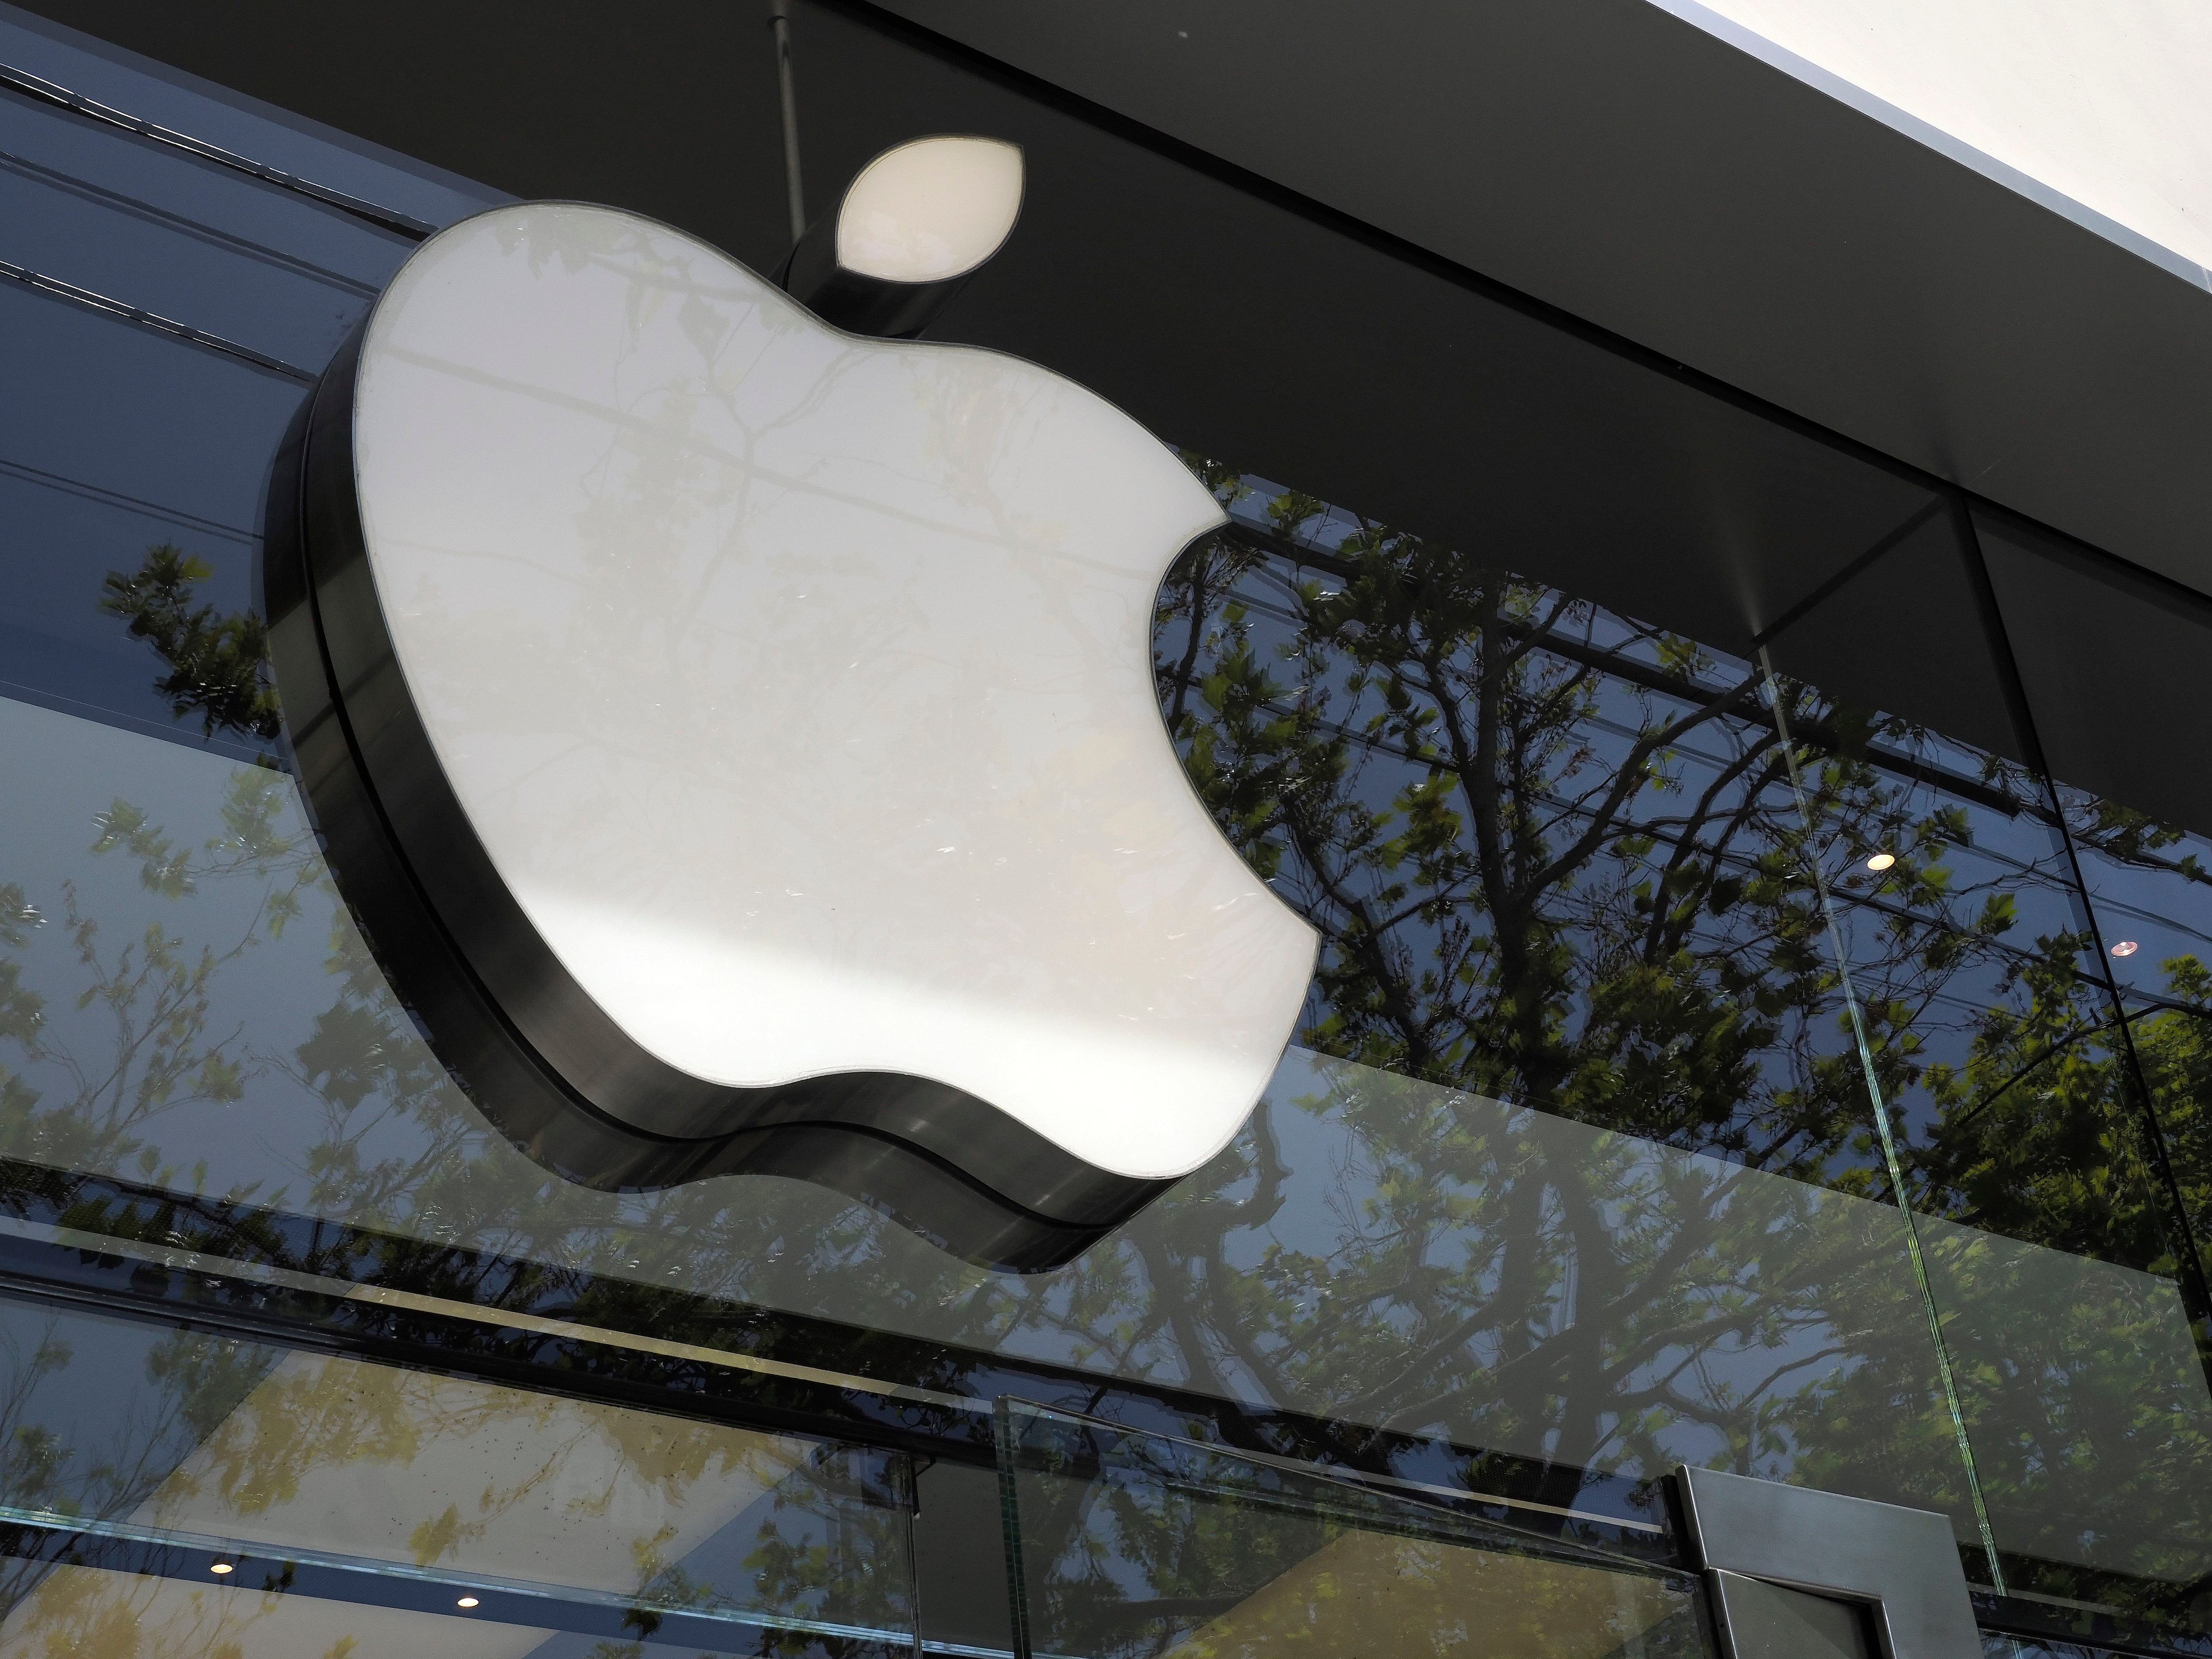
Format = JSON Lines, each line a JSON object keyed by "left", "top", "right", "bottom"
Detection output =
{"left": 867, "top": 0, "right": 2212, "bottom": 599}
{"left": 15, "top": 0, "right": 2208, "bottom": 597}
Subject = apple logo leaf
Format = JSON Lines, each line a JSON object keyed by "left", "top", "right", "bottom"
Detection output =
{"left": 265, "top": 198, "right": 1316, "bottom": 1272}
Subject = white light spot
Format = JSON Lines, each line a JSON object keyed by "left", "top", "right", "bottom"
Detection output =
{"left": 837, "top": 136, "right": 1024, "bottom": 283}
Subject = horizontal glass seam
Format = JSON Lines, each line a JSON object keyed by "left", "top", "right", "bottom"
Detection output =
{"left": 0, "top": 1499, "right": 912, "bottom": 1645}
{"left": 0, "top": 1211, "right": 1658, "bottom": 1534}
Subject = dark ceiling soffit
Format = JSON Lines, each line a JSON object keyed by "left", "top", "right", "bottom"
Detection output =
{"left": 1648, "top": 0, "right": 2211, "bottom": 296}
{"left": 860, "top": 0, "right": 2212, "bottom": 603}
{"left": 814, "top": 0, "right": 1944, "bottom": 492}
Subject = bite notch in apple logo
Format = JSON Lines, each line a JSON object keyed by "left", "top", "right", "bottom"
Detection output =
{"left": 265, "top": 137, "right": 1317, "bottom": 1271}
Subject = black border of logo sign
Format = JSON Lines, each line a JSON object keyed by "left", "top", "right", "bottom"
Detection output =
{"left": 263, "top": 313, "right": 1173, "bottom": 1275}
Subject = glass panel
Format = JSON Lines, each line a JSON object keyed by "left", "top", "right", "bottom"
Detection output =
{"left": 10, "top": 8, "right": 2212, "bottom": 1645}
{"left": 1748, "top": 657, "right": 2182, "bottom": 1271}
{"left": 1979, "top": 510, "right": 2212, "bottom": 1281}
{"left": 0, "top": 476, "right": 275, "bottom": 758}
{"left": 0, "top": 15, "right": 497, "bottom": 235}
{"left": 19, "top": 451, "right": 2212, "bottom": 1616}
{"left": 994, "top": 1398, "right": 1707, "bottom": 1659}
{"left": 1753, "top": 515, "right": 2212, "bottom": 1628}
{"left": 1982, "top": 1640, "right": 2166, "bottom": 1659}
{"left": 2131, "top": 1002, "right": 2212, "bottom": 1291}
{"left": 1919, "top": 1214, "right": 2212, "bottom": 1596}
{"left": 1151, "top": 467, "right": 1879, "bottom": 1194}
{"left": 0, "top": 81, "right": 423, "bottom": 292}
{"left": 0, "top": 103, "right": 316, "bottom": 754}
{"left": 0, "top": 1291, "right": 919, "bottom": 1655}
{"left": 0, "top": 282, "right": 306, "bottom": 534}
{"left": 17, "top": 458, "right": 2212, "bottom": 1637}
{"left": 0, "top": 689, "right": 1975, "bottom": 1532}
{"left": 0, "top": 100, "right": 384, "bottom": 369}
{"left": 1921, "top": 506, "right": 2212, "bottom": 1636}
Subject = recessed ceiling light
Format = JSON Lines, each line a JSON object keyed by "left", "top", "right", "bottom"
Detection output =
{"left": 457, "top": 1596, "right": 480, "bottom": 1609}
{"left": 1865, "top": 853, "right": 1895, "bottom": 872}
{"left": 2111, "top": 940, "right": 2140, "bottom": 957}
{"left": 209, "top": 1563, "right": 233, "bottom": 1576}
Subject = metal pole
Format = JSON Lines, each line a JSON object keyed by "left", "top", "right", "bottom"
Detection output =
{"left": 770, "top": 0, "right": 806, "bottom": 245}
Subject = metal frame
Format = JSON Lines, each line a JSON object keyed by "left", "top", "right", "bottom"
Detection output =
{"left": 1675, "top": 1465, "right": 1982, "bottom": 1659}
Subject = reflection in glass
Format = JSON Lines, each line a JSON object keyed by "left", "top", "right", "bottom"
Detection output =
{"left": 3, "top": 1567, "right": 574, "bottom": 1659}
{"left": 995, "top": 1398, "right": 1706, "bottom": 1659}
{"left": 0, "top": 487, "right": 279, "bottom": 763}
{"left": 0, "top": 603, "right": 2151, "bottom": 1589}
{"left": 0, "top": 1294, "right": 918, "bottom": 1655}
{"left": 0, "top": 689, "right": 1991, "bottom": 1542}
{"left": 1974, "top": 511, "right": 2212, "bottom": 1294}
{"left": 1756, "top": 641, "right": 2212, "bottom": 1620}
{"left": 2063, "top": 791, "right": 2212, "bottom": 1019}
{"left": 10, "top": 453, "right": 2212, "bottom": 1632}
{"left": 2036, "top": 776, "right": 2212, "bottom": 1327}
{"left": 1154, "top": 462, "right": 2115, "bottom": 1240}
{"left": 1152, "top": 465, "right": 1874, "bottom": 1189}
{"left": 25, "top": 20, "right": 2212, "bottom": 1647}
{"left": 1148, "top": 465, "right": 2212, "bottom": 1621}
{"left": 0, "top": 54, "right": 419, "bottom": 370}
{"left": 1919, "top": 1211, "right": 2212, "bottom": 1600}
{"left": 2131, "top": 1003, "right": 2212, "bottom": 1292}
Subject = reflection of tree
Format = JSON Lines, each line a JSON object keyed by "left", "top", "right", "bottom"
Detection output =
{"left": 1004, "top": 1410, "right": 1699, "bottom": 1659}
{"left": 8, "top": 465, "right": 2212, "bottom": 1629}
{"left": 0, "top": 1314, "right": 917, "bottom": 1650}
{"left": 1932, "top": 974, "right": 2212, "bottom": 1607}
{"left": 0, "top": 1566, "right": 296, "bottom": 1657}
{"left": 1161, "top": 470, "right": 1875, "bottom": 1183}
{"left": 0, "top": 767, "right": 395, "bottom": 1215}
{"left": 12, "top": 507, "right": 915, "bottom": 1643}
{"left": 1912, "top": 942, "right": 2163, "bottom": 1266}
{"left": 0, "top": 1308, "right": 278, "bottom": 1631}
{"left": 1150, "top": 472, "right": 1984, "bottom": 1440}
{"left": 0, "top": 890, "right": 41, "bottom": 1135}
{"left": 1147, "top": 465, "right": 2212, "bottom": 1613}
{"left": 98, "top": 545, "right": 281, "bottom": 743}
{"left": 1852, "top": 819, "right": 2212, "bottom": 1610}
{"left": 2069, "top": 795, "right": 2212, "bottom": 908}
{"left": 2134, "top": 974, "right": 2212, "bottom": 1260}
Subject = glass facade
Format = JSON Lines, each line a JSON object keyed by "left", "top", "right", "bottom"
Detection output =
{"left": 2, "top": 5, "right": 2211, "bottom": 1655}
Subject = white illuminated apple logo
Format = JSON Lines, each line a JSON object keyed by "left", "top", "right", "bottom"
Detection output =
{"left": 289, "top": 179, "right": 1316, "bottom": 1249}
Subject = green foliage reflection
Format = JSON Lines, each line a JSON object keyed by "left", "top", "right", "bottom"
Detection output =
{"left": 97, "top": 545, "right": 281, "bottom": 744}
{"left": 1152, "top": 463, "right": 2212, "bottom": 1619}
{"left": 0, "top": 481, "right": 2208, "bottom": 1629}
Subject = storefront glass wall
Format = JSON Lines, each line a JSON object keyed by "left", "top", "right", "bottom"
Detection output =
{"left": 2, "top": 4, "right": 2211, "bottom": 1653}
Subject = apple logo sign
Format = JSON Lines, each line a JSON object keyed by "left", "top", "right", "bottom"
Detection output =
{"left": 265, "top": 138, "right": 1316, "bottom": 1272}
